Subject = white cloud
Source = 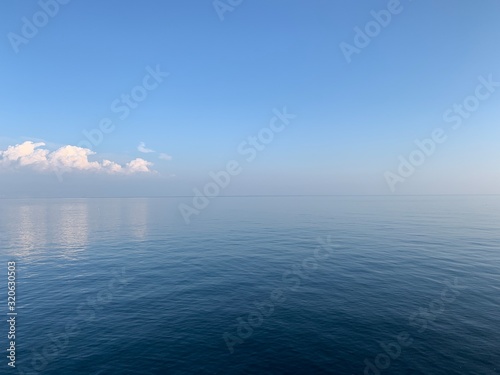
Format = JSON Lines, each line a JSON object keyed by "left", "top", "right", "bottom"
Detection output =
{"left": 159, "top": 153, "right": 172, "bottom": 161}
{"left": 138, "top": 141, "right": 172, "bottom": 161}
{"left": 138, "top": 141, "right": 155, "bottom": 153}
{"left": 0, "top": 141, "right": 155, "bottom": 175}
{"left": 126, "top": 158, "right": 154, "bottom": 173}
{"left": 1, "top": 141, "right": 49, "bottom": 168}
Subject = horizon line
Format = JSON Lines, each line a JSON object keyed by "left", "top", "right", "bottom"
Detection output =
{"left": 1, "top": 194, "right": 499, "bottom": 200}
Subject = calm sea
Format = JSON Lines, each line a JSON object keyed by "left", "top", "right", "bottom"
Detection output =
{"left": 0, "top": 196, "right": 499, "bottom": 375}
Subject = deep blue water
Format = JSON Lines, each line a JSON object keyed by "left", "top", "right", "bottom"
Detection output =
{"left": 0, "top": 196, "right": 499, "bottom": 375}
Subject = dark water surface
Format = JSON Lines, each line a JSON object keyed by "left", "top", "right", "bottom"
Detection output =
{"left": 0, "top": 196, "right": 499, "bottom": 374}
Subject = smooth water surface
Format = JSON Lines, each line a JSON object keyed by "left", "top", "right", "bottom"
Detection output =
{"left": 0, "top": 196, "right": 499, "bottom": 374}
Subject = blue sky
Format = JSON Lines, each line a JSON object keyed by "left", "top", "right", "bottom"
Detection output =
{"left": 1, "top": 0, "right": 500, "bottom": 197}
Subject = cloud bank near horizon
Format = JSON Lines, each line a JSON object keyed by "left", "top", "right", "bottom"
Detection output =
{"left": 0, "top": 141, "right": 155, "bottom": 175}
